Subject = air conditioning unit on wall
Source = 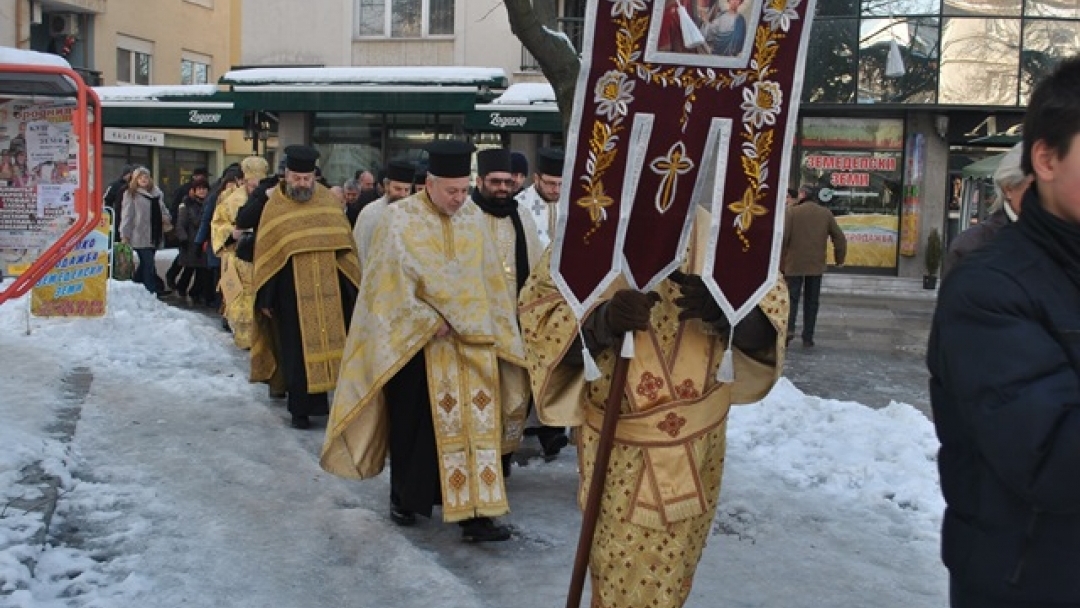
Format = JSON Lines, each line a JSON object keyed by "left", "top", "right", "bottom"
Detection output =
{"left": 49, "top": 14, "right": 79, "bottom": 38}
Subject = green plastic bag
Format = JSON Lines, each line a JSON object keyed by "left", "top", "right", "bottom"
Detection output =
{"left": 112, "top": 242, "right": 135, "bottom": 281}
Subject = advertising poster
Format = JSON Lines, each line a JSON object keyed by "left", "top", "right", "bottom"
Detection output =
{"left": 0, "top": 98, "right": 79, "bottom": 278}
{"left": 898, "top": 133, "right": 925, "bottom": 257}
{"left": 30, "top": 208, "right": 110, "bottom": 317}
{"left": 799, "top": 117, "right": 904, "bottom": 269}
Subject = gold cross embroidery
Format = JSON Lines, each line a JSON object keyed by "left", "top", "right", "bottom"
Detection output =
{"left": 649, "top": 142, "right": 695, "bottom": 215}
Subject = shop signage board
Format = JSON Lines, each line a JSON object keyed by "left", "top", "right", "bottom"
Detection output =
{"left": 0, "top": 54, "right": 102, "bottom": 306}
{"left": 31, "top": 207, "right": 110, "bottom": 317}
{"left": 798, "top": 117, "right": 903, "bottom": 269}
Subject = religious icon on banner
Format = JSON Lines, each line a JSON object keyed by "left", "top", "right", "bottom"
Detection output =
{"left": 551, "top": 0, "right": 816, "bottom": 326}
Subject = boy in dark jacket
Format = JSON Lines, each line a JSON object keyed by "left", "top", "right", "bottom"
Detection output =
{"left": 928, "top": 55, "right": 1080, "bottom": 607}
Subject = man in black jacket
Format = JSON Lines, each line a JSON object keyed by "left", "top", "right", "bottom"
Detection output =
{"left": 928, "top": 55, "right": 1080, "bottom": 607}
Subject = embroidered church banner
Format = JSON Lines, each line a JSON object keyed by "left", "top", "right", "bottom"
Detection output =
{"left": 551, "top": 0, "right": 816, "bottom": 324}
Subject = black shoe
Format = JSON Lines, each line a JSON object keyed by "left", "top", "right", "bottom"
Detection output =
{"left": 460, "top": 517, "right": 511, "bottom": 543}
{"left": 390, "top": 505, "right": 417, "bottom": 527}
{"left": 802, "top": 338, "right": 815, "bottom": 347}
{"left": 501, "top": 453, "right": 513, "bottom": 478}
{"left": 290, "top": 415, "right": 310, "bottom": 429}
{"left": 539, "top": 432, "right": 569, "bottom": 460}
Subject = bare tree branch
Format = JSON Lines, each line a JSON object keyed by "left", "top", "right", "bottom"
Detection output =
{"left": 504, "top": 0, "right": 581, "bottom": 135}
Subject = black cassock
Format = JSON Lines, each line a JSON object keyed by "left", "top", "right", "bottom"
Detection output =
{"left": 384, "top": 350, "right": 443, "bottom": 517}
{"left": 255, "top": 260, "right": 357, "bottom": 418}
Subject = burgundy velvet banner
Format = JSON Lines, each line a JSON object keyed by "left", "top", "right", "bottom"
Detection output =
{"left": 552, "top": 0, "right": 815, "bottom": 320}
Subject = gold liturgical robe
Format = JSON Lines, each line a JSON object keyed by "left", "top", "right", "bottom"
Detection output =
{"left": 518, "top": 209, "right": 789, "bottom": 608}
{"left": 249, "top": 185, "right": 360, "bottom": 393}
{"left": 211, "top": 184, "right": 255, "bottom": 349}
{"left": 321, "top": 193, "right": 531, "bottom": 523}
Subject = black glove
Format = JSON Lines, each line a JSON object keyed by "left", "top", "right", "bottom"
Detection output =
{"left": 670, "top": 270, "right": 727, "bottom": 329}
{"left": 604, "top": 289, "right": 661, "bottom": 334}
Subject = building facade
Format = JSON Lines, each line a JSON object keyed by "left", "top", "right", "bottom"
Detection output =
{"left": 0, "top": 0, "right": 240, "bottom": 192}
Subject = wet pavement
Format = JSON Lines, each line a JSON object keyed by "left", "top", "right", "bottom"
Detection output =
{"left": 783, "top": 292, "right": 936, "bottom": 418}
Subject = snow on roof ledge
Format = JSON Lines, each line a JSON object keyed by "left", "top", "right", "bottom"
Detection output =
{"left": 221, "top": 66, "right": 508, "bottom": 86}
{"left": 491, "top": 83, "right": 556, "bottom": 106}
{"left": 92, "top": 84, "right": 221, "bottom": 101}
{"left": 0, "top": 47, "right": 72, "bottom": 69}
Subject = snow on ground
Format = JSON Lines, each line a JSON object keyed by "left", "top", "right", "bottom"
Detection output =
{"left": 0, "top": 281, "right": 948, "bottom": 607}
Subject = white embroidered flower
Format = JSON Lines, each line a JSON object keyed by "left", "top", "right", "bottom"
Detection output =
{"left": 609, "top": 0, "right": 647, "bottom": 18}
{"left": 740, "top": 80, "right": 784, "bottom": 129}
{"left": 762, "top": 0, "right": 801, "bottom": 32}
{"left": 594, "top": 70, "right": 636, "bottom": 121}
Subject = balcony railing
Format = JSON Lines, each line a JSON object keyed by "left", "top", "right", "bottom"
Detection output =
{"left": 520, "top": 17, "right": 585, "bottom": 72}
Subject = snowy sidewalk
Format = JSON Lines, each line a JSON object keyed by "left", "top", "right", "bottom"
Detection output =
{"left": 0, "top": 281, "right": 948, "bottom": 608}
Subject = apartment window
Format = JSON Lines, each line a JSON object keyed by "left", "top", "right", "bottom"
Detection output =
{"left": 116, "top": 35, "right": 153, "bottom": 85}
{"left": 357, "top": 0, "right": 454, "bottom": 37}
{"left": 181, "top": 52, "right": 212, "bottom": 85}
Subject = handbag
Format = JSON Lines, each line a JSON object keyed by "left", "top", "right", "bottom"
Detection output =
{"left": 235, "top": 231, "right": 255, "bottom": 263}
{"left": 112, "top": 242, "right": 135, "bottom": 281}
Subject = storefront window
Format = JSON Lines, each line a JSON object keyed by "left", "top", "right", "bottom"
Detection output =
{"left": 1025, "top": 0, "right": 1080, "bottom": 19}
{"left": 313, "top": 113, "right": 385, "bottom": 186}
{"left": 1020, "top": 19, "right": 1080, "bottom": 102}
{"left": 861, "top": 0, "right": 940, "bottom": 16}
{"left": 938, "top": 18, "right": 1021, "bottom": 105}
{"left": 158, "top": 149, "right": 210, "bottom": 195}
{"left": 798, "top": 117, "right": 904, "bottom": 270}
{"left": 102, "top": 143, "right": 151, "bottom": 186}
{"left": 803, "top": 19, "right": 858, "bottom": 103}
{"left": 857, "top": 17, "right": 939, "bottom": 104}
{"left": 944, "top": 0, "right": 1021, "bottom": 16}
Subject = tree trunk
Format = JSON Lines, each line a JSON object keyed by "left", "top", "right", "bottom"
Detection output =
{"left": 504, "top": 0, "right": 581, "bottom": 136}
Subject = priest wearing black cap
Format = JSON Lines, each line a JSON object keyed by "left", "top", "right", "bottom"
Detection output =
{"left": 351, "top": 158, "right": 416, "bottom": 265}
{"left": 514, "top": 147, "right": 565, "bottom": 248}
{"left": 247, "top": 144, "right": 361, "bottom": 430}
{"left": 322, "top": 139, "right": 531, "bottom": 544}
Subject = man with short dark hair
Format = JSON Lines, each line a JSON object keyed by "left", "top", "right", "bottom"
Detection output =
{"left": 323, "top": 140, "right": 530, "bottom": 543}
{"left": 781, "top": 186, "right": 846, "bottom": 347}
{"left": 246, "top": 145, "right": 361, "bottom": 430}
{"left": 929, "top": 55, "right": 1080, "bottom": 608}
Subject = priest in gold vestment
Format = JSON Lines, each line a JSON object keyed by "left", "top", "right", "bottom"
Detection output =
{"left": 321, "top": 140, "right": 531, "bottom": 543}
{"left": 246, "top": 145, "right": 361, "bottom": 430}
{"left": 210, "top": 156, "right": 267, "bottom": 350}
{"left": 519, "top": 209, "right": 789, "bottom": 608}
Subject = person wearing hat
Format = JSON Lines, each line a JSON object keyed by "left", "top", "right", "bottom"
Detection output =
{"left": 322, "top": 139, "right": 530, "bottom": 543}
{"left": 509, "top": 150, "right": 529, "bottom": 195}
{"left": 211, "top": 156, "right": 270, "bottom": 351}
{"left": 514, "top": 147, "right": 565, "bottom": 248}
{"left": 241, "top": 144, "right": 361, "bottom": 430}
{"left": 351, "top": 158, "right": 415, "bottom": 265}
{"left": 473, "top": 148, "right": 547, "bottom": 467}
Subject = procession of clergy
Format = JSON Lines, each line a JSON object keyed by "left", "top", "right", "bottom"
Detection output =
{"left": 234, "top": 139, "right": 787, "bottom": 608}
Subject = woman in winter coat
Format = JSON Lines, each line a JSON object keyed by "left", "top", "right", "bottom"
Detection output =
{"left": 118, "top": 167, "right": 171, "bottom": 295}
{"left": 174, "top": 182, "right": 210, "bottom": 304}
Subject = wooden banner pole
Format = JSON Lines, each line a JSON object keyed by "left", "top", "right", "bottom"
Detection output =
{"left": 565, "top": 336, "right": 631, "bottom": 608}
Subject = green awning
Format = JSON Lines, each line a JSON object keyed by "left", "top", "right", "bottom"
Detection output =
{"left": 961, "top": 153, "right": 1005, "bottom": 179}
{"left": 466, "top": 105, "right": 562, "bottom": 133}
{"left": 95, "top": 88, "right": 244, "bottom": 129}
{"left": 101, "top": 103, "right": 244, "bottom": 128}
{"left": 229, "top": 86, "right": 480, "bottom": 113}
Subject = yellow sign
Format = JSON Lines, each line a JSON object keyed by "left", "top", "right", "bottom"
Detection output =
{"left": 828, "top": 214, "right": 899, "bottom": 269}
{"left": 30, "top": 209, "right": 111, "bottom": 317}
